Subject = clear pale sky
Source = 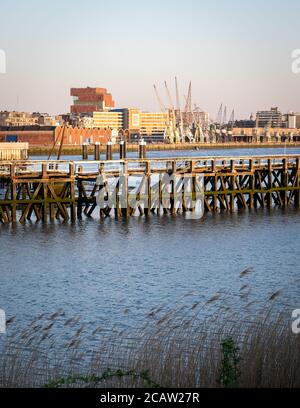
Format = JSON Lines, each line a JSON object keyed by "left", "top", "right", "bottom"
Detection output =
{"left": 0, "top": 0, "right": 299, "bottom": 119}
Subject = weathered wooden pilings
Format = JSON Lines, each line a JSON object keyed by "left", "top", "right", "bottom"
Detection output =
{"left": 94, "top": 142, "right": 100, "bottom": 161}
{"left": 119, "top": 141, "right": 127, "bottom": 159}
{"left": 80, "top": 141, "right": 127, "bottom": 160}
{"left": 139, "top": 139, "right": 147, "bottom": 159}
{"left": 0, "top": 162, "right": 76, "bottom": 224}
{"left": 82, "top": 143, "right": 88, "bottom": 160}
{"left": 106, "top": 142, "right": 113, "bottom": 160}
{"left": 0, "top": 155, "right": 299, "bottom": 224}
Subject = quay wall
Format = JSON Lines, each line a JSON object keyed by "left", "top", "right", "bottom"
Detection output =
{"left": 28, "top": 141, "right": 300, "bottom": 156}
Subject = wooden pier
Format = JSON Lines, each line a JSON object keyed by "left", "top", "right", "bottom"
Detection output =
{"left": 0, "top": 155, "right": 299, "bottom": 224}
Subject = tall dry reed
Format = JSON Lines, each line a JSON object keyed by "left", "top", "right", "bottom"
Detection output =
{"left": 0, "top": 281, "right": 299, "bottom": 388}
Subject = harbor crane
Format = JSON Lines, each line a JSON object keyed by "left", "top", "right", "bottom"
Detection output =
{"left": 154, "top": 82, "right": 180, "bottom": 143}
{"left": 153, "top": 84, "right": 166, "bottom": 112}
{"left": 153, "top": 78, "right": 202, "bottom": 143}
{"left": 164, "top": 81, "right": 177, "bottom": 128}
{"left": 184, "top": 81, "right": 192, "bottom": 114}
{"left": 175, "top": 76, "right": 181, "bottom": 112}
{"left": 164, "top": 81, "right": 175, "bottom": 111}
{"left": 216, "top": 103, "right": 223, "bottom": 125}
{"left": 223, "top": 105, "right": 227, "bottom": 126}
{"left": 228, "top": 109, "right": 235, "bottom": 127}
{"left": 174, "top": 76, "right": 184, "bottom": 140}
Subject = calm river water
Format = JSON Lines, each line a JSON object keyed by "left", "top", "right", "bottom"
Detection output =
{"left": 0, "top": 147, "right": 299, "bottom": 340}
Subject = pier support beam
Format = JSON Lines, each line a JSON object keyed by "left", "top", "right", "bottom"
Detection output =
{"left": 10, "top": 164, "right": 16, "bottom": 223}
{"left": 94, "top": 142, "right": 100, "bottom": 161}
{"left": 119, "top": 141, "right": 127, "bottom": 159}
{"left": 296, "top": 158, "right": 300, "bottom": 208}
{"left": 230, "top": 159, "right": 235, "bottom": 211}
{"left": 281, "top": 158, "right": 288, "bottom": 208}
{"left": 267, "top": 159, "right": 273, "bottom": 208}
{"left": 70, "top": 163, "right": 76, "bottom": 222}
{"left": 139, "top": 139, "right": 147, "bottom": 159}
{"left": 106, "top": 142, "right": 113, "bottom": 161}
{"left": 82, "top": 143, "right": 88, "bottom": 160}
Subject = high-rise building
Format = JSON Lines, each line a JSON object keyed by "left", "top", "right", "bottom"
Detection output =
{"left": 92, "top": 111, "right": 123, "bottom": 130}
{"left": 109, "top": 108, "right": 168, "bottom": 138}
{"left": 122, "top": 108, "right": 141, "bottom": 131}
{"left": 91, "top": 108, "right": 168, "bottom": 139}
{"left": 282, "top": 113, "right": 297, "bottom": 129}
{"left": 295, "top": 113, "right": 300, "bottom": 129}
{"left": 70, "top": 87, "right": 115, "bottom": 114}
{"left": 281, "top": 112, "right": 300, "bottom": 129}
{"left": 139, "top": 112, "right": 168, "bottom": 137}
{"left": 256, "top": 107, "right": 282, "bottom": 128}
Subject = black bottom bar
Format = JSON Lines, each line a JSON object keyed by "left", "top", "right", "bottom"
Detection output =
{"left": 0, "top": 388, "right": 299, "bottom": 407}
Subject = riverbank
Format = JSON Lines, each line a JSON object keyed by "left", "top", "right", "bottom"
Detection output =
{"left": 29, "top": 142, "right": 300, "bottom": 156}
{"left": 1, "top": 299, "right": 298, "bottom": 388}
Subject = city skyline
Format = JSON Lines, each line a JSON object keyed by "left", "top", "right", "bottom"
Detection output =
{"left": 0, "top": 0, "right": 299, "bottom": 118}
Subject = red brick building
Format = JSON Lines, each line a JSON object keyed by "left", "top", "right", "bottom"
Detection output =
{"left": 70, "top": 87, "right": 115, "bottom": 114}
{"left": 55, "top": 126, "right": 111, "bottom": 145}
{"left": 0, "top": 128, "right": 55, "bottom": 145}
{"left": 0, "top": 126, "right": 111, "bottom": 145}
